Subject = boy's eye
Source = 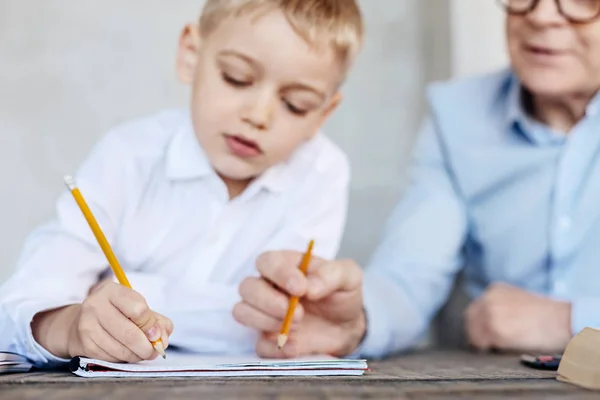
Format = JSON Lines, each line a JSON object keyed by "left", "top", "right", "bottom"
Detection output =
{"left": 222, "top": 72, "right": 251, "bottom": 88}
{"left": 284, "top": 100, "right": 308, "bottom": 116}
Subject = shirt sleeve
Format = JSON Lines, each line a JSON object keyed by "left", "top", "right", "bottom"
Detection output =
{"left": 0, "top": 131, "right": 133, "bottom": 367}
{"left": 569, "top": 297, "right": 600, "bottom": 335}
{"left": 357, "top": 118, "right": 469, "bottom": 359}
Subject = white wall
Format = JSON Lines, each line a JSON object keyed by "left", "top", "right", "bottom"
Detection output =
{"left": 450, "top": 0, "right": 509, "bottom": 77}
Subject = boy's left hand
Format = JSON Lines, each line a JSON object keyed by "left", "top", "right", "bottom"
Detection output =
{"left": 465, "top": 283, "right": 572, "bottom": 353}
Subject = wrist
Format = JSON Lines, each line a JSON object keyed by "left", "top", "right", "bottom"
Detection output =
{"left": 31, "top": 304, "right": 81, "bottom": 359}
{"left": 558, "top": 300, "right": 573, "bottom": 343}
{"left": 339, "top": 309, "right": 367, "bottom": 357}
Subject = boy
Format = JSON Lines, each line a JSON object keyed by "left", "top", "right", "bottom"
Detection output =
{"left": 0, "top": 0, "right": 364, "bottom": 367}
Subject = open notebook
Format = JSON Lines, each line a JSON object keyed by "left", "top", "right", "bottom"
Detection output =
{"left": 70, "top": 352, "right": 369, "bottom": 378}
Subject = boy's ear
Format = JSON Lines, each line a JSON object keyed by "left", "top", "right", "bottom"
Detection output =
{"left": 306, "top": 92, "right": 342, "bottom": 140}
{"left": 322, "top": 92, "right": 342, "bottom": 121}
{"left": 176, "top": 23, "right": 202, "bottom": 85}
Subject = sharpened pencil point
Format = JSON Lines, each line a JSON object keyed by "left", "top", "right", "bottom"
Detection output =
{"left": 153, "top": 340, "right": 166, "bottom": 359}
{"left": 277, "top": 334, "right": 288, "bottom": 350}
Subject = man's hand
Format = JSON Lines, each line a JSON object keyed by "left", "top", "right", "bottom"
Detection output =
{"left": 465, "top": 283, "right": 572, "bottom": 353}
{"left": 233, "top": 251, "right": 366, "bottom": 358}
{"left": 32, "top": 282, "right": 173, "bottom": 362}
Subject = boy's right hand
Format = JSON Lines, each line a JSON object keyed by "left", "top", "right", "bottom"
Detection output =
{"left": 32, "top": 282, "right": 172, "bottom": 363}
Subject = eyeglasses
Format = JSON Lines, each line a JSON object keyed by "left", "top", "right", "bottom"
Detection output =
{"left": 497, "top": 0, "right": 600, "bottom": 23}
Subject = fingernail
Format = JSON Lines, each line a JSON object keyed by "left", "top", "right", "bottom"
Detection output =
{"left": 146, "top": 325, "right": 160, "bottom": 342}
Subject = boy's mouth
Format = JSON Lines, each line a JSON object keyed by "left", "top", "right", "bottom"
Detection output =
{"left": 224, "top": 134, "right": 262, "bottom": 158}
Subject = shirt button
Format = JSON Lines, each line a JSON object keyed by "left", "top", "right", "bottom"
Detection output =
{"left": 558, "top": 216, "right": 572, "bottom": 230}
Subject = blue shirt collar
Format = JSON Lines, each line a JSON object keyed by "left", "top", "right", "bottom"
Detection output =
{"left": 505, "top": 75, "right": 564, "bottom": 146}
{"left": 505, "top": 72, "right": 600, "bottom": 146}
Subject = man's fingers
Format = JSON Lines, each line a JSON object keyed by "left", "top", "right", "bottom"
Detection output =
{"left": 238, "top": 277, "right": 304, "bottom": 320}
{"left": 306, "top": 259, "right": 362, "bottom": 300}
{"left": 106, "top": 284, "right": 160, "bottom": 342}
{"left": 97, "top": 301, "right": 156, "bottom": 360}
{"left": 257, "top": 251, "right": 325, "bottom": 296}
{"left": 465, "top": 301, "right": 491, "bottom": 351}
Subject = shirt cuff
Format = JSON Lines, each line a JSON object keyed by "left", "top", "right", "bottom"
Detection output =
{"left": 356, "top": 271, "right": 429, "bottom": 360}
{"left": 355, "top": 273, "right": 394, "bottom": 359}
{"left": 20, "top": 300, "right": 75, "bottom": 368}
{"left": 570, "top": 297, "right": 600, "bottom": 335}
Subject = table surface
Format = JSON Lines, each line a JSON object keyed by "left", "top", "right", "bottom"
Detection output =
{"left": 0, "top": 349, "right": 595, "bottom": 399}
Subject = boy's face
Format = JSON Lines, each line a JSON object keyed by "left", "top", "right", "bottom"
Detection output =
{"left": 176, "top": 9, "right": 345, "bottom": 182}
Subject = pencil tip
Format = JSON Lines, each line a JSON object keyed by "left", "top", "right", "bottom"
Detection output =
{"left": 153, "top": 341, "right": 167, "bottom": 359}
{"left": 277, "top": 334, "right": 287, "bottom": 349}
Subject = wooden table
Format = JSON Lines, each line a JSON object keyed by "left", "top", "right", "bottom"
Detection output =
{"left": 0, "top": 350, "right": 595, "bottom": 399}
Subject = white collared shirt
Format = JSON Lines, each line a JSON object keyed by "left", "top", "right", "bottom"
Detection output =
{"left": 0, "top": 109, "right": 350, "bottom": 366}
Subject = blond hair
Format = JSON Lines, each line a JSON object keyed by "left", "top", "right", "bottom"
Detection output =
{"left": 199, "top": 0, "right": 364, "bottom": 72}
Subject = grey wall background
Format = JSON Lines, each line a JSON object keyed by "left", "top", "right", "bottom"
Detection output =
{"left": 0, "top": 0, "right": 451, "bottom": 283}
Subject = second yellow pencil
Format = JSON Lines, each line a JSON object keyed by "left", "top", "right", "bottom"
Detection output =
{"left": 278, "top": 239, "right": 314, "bottom": 349}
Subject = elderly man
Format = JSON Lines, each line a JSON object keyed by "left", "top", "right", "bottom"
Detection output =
{"left": 232, "top": 0, "right": 600, "bottom": 359}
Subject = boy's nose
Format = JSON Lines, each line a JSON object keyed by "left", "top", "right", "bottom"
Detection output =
{"left": 242, "top": 91, "right": 274, "bottom": 131}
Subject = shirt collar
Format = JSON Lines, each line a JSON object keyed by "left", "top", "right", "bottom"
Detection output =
{"left": 505, "top": 73, "right": 524, "bottom": 128}
{"left": 249, "top": 162, "right": 289, "bottom": 194}
{"left": 165, "top": 115, "right": 213, "bottom": 181}
{"left": 504, "top": 73, "right": 566, "bottom": 146}
{"left": 165, "top": 111, "right": 291, "bottom": 194}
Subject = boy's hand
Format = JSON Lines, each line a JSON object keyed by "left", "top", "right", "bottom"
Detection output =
{"left": 233, "top": 251, "right": 366, "bottom": 358}
{"left": 32, "top": 282, "right": 172, "bottom": 362}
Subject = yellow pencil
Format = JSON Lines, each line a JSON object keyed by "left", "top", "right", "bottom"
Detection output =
{"left": 63, "top": 175, "right": 166, "bottom": 359}
{"left": 277, "top": 239, "right": 314, "bottom": 349}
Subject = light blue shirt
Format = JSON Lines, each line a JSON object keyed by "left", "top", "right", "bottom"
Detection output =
{"left": 359, "top": 68, "right": 600, "bottom": 359}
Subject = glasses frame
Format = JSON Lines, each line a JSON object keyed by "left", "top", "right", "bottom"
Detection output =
{"left": 496, "top": 0, "right": 600, "bottom": 23}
